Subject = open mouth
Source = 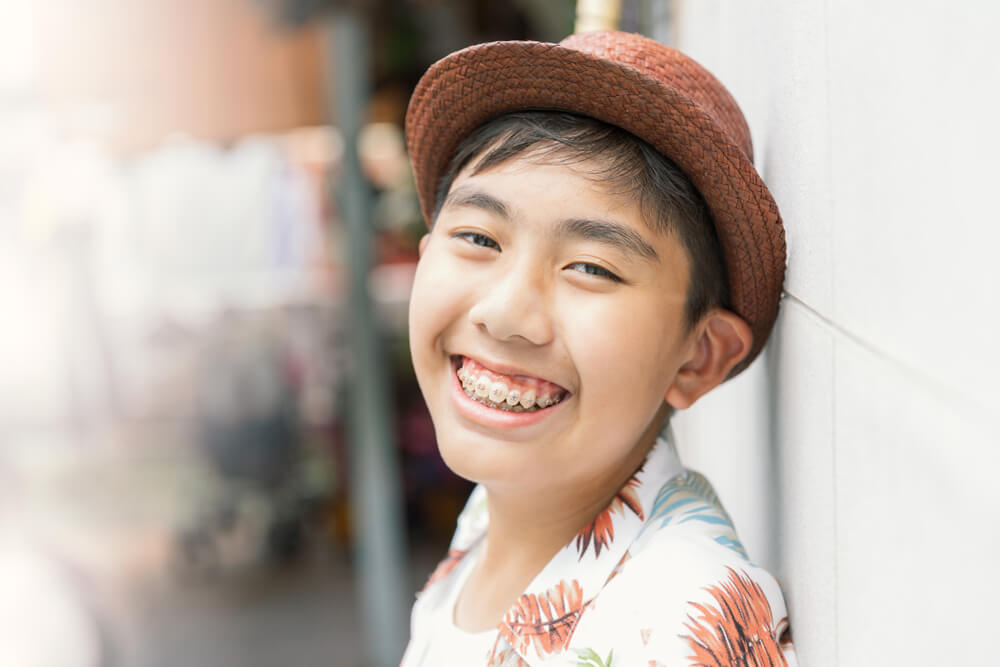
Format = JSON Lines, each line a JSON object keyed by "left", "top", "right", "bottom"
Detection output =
{"left": 454, "top": 356, "right": 569, "bottom": 413}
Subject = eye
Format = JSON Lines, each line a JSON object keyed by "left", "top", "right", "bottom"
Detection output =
{"left": 455, "top": 231, "right": 500, "bottom": 251}
{"left": 566, "top": 262, "right": 622, "bottom": 282}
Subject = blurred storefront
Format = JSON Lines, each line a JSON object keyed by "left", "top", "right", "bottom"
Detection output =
{"left": 0, "top": 1, "right": 588, "bottom": 666}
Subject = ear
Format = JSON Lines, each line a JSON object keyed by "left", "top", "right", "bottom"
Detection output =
{"left": 665, "top": 309, "right": 753, "bottom": 410}
{"left": 418, "top": 233, "right": 430, "bottom": 257}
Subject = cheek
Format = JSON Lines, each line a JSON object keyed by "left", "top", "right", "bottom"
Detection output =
{"left": 408, "top": 248, "right": 468, "bottom": 355}
{"left": 565, "top": 297, "right": 681, "bottom": 406}
{"left": 408, "top": 258, "right": 442, "bottom": 365}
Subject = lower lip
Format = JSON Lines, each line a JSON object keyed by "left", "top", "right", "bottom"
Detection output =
{"left": 450, "top": 366, "right": 567, "bottom": 429}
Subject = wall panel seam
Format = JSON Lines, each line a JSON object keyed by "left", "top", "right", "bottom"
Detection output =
{"left": 822, "top": 0, "right": 840, "bottom": 659}
{"left": 780, "top": 293, "right": 990, "bottom": 419}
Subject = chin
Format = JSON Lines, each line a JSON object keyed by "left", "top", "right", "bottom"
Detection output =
{"left": 432, "top": 431, "right": 502, "bottom": 485}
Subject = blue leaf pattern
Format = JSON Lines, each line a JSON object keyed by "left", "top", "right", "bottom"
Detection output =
{"left": 644, "top": 471, "right": 748, "bottom": 558}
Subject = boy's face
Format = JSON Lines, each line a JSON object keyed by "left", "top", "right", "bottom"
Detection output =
{"left": 408, "top": 155, "right": 698, "bottom": 496}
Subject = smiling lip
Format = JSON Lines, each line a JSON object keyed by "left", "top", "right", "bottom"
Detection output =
{"left": 449, "top": 356, "right": 570, "bottom": 429}
{"left": 454, "top": 354, "right": 566, "bottom": 389}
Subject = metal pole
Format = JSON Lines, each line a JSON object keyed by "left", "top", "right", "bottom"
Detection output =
{"left": 323, "top": 11, "right": 409, "bottom": 666}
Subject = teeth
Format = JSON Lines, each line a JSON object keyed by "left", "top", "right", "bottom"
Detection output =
{"left": 489, "top": 382, "right": 508, "bottom": 403}
{"left": 520, "top": 390, "right": 536, "bottom": 410}
{"left": 459, "top": 364, "right": 568, "bottom": 412}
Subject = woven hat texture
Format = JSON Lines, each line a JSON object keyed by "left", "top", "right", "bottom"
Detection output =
{"left": 405, "top": 31, "right": 785, "bottom": 375}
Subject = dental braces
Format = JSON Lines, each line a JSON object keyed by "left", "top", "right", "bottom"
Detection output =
{"left": 458, "top": 367, "right": 563, "bottom": 411}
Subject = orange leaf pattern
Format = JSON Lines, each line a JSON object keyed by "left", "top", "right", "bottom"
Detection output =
{"left": 499, "top": 579, "right": 586, "bottom": 658}
{"left": 401, "top": 437, "right": 797, "bottom": 666}
{"left": 682, "top": 567, "right": 789, "bottom": 667}
{"left": 575, "top": 474, "right": 644, "bottom": 559}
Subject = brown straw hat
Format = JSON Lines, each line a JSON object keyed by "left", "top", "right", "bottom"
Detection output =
{"left": 405, "top": 31, "right": 785, "bottom": 375}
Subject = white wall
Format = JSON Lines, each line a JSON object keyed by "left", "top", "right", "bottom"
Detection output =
{"left": 669, "top": 2, "right": 1000, "bottom": 665}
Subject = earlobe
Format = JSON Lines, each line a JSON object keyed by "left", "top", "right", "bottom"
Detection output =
{"left": 665, "top": 310, "right": 753, "bottom": 410}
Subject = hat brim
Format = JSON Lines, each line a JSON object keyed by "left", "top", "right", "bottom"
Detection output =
{"left": 405, "top": 39, "right": 785, "bottom": 374}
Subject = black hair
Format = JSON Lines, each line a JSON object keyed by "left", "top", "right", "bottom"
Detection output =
{"left": 431, "top": 111, "right": 730, "bottom": 329}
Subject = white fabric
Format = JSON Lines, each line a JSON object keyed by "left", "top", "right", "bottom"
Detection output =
{"left": 406, "top": 540, "right": 497, "bottom": 666}
{"left": 403, "top": 433, "right": 798, "bottom": 666}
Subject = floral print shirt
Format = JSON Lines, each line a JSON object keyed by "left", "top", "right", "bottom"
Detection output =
{"left": 403, "top": 434, "right": 798, "bottom": 667}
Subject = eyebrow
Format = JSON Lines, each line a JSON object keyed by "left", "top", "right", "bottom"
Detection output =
{"left": 441, "top": 185, "right": 659, "bottom": 261}
{"left": 441, "top": 186, "right": 511, "bottom": 220}
{"left": 555, "top": 217, "right": 659, "bottom": 261}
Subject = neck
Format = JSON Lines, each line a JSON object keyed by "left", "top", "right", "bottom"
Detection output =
{"left": 452, "top": 404, "right": 671, "bottom": 632}
{"left": 479, "top": 482, "right": 611, "bottom": 579}
{"left": 454, "top": 467, "right": 638, "bottom": 632}
{"left": 477, "top": 404, "right": 668, "bottom": 580}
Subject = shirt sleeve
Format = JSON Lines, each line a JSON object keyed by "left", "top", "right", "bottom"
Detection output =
{"left": 566, "top": 535, "right": 798, "bottom": 667}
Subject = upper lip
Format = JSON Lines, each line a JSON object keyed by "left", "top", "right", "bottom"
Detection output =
{"left": 454, "top": 353, "right": 570, "bottom": 392}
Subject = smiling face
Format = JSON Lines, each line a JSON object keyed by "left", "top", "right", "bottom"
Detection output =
{"left": 408, "top": 154, "right": 699, "bottom": 497}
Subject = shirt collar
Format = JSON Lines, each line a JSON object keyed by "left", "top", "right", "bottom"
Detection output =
{"left": 487, "top": 430, "right": 684, "bottom": 664}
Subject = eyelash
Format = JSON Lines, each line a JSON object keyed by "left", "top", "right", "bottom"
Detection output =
{"left": 567, "top": 262, "right": 622, "bottom": 282}
{"left": 453, "top": 232, "right": 622, "bottom": 282}
{"left": 456, "top": 231, "right": 500, "bottom": 250}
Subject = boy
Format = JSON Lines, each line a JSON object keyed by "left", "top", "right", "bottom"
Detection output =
{"left": 401, "top": 31, "right": 796, "bottom": 666}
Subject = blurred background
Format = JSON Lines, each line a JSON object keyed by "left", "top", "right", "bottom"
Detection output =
{"left": 0, "top": 1, "right": 654, "bottom": 666}
{"left": 3, "top": 1, "right": 999, "bottom": 667}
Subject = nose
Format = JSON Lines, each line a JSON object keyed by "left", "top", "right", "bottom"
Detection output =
{"left": 468, "top": 268, "right": 554, "bottom": 345}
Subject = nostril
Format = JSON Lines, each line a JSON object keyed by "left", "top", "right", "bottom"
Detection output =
{"left": 468, "top": 284, "right": 553, "bottom": 345}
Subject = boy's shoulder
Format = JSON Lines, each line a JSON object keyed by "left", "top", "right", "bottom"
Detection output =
{"left": 563, "top": 531, "right": 795, "bottom": 667}
{"left": 424, "top": 438, "right": 798, "bottom": 665}
{"left": 596, "top": 465, "right": 783, "bottom": 617}
{"left": 522, "top": 462, "right": 797, "bottom": 666}
{"left": 582, "top": 456, "right": 765, "bottom": 610}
